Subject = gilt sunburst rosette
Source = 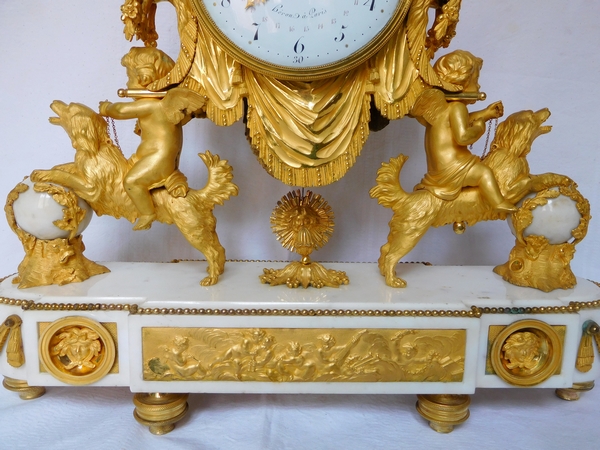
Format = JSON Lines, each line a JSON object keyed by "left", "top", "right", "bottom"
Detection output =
{"left": 261, "top": 190, "right": 349, "bottom": 288}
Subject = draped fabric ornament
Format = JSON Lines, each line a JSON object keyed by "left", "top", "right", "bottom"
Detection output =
{"left": 372, "top": 24, "right": 423, "bottom": 120}
{"left": 184, "top": 20, "right": 245, "bottom": 126}
{"left": 245, "top": 68, "right": 372, "bottom": 186}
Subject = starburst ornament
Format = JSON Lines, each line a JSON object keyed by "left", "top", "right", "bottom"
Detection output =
{"left": 261, "top": 190, "right": 349, "bottom": 289}
{"left": 271, "top": 190, "right": 334, "bottom": 259}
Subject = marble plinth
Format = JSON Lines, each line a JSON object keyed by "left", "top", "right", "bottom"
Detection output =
{"left": 1, "top": 262, "right": 599, "bottom": 433}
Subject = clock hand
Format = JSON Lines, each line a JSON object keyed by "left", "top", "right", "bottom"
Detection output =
{"left": 246, "top": 0, "right": 268, "bottom": 10}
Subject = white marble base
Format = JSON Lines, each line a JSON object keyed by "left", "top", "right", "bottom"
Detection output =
{"left": 1, "top": 262, "right": 599, "bottom": 396}
{"left": 3, "top": 261, "right": 596, "bottom": 308}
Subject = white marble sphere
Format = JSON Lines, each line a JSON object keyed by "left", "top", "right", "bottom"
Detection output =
{"left": 12, "top": 179, "right": 93, "bottom": 240}
{"left": 509, "top": 189, "right": 581, "bottom": 245}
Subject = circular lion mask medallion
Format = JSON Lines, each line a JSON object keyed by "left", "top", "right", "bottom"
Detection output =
{"left": 491, "top": 319, "right": 562, "bottom": 387}
{"left": 39, "top": 316, "right": 116, "bottom": 385}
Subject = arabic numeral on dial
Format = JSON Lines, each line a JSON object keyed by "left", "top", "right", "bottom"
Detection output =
{"left": 294, "top": 37, "right": 305, "bottom": 54}
{"left": 335, "top": 25, "right": 348, "bottom": 42}
{"left": 252, "top": 23, "right": 260, "bottom": 40}
{"left": 363, "top": 0, "right": 375, "bottom": 11}
{"left": 293, "top": 56, "right": 304, "bottom": 64}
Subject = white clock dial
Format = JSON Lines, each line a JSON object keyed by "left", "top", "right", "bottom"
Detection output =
{"left": 193, "top": 0, "right": 410, "bottom": 80}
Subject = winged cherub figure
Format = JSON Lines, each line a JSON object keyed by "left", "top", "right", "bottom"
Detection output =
{"left": 412, "top": 50, "right": 516, "bottom": 213}
{"left": 100, "top": 47, "right": 206, "bottom": 230}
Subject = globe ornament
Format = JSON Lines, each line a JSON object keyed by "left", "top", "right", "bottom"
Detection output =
{"left": 5, "top": 179, "right": 109, "bottom": 289}
{"left": 12, "top": 178, "right": 92, "bottom": 240}
{"left": 260, "top": 190, "right": 349, "bottom": 289}
{"left": 494, "top": 184, "right": 590, "bottom": 292}
{"left": 507, "top": 188, "right": 582, "bottom": 245}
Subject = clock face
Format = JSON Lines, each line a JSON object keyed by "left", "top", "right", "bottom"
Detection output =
{"left": 192, "top": 0, "right": 410, "bottom": 80}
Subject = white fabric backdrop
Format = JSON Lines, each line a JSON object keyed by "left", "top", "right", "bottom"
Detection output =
{"left": 0, "top": 1, "right": 599, "bottom": 448}
{"left": 0, "top": 385, "right": 599, "bottom": 449}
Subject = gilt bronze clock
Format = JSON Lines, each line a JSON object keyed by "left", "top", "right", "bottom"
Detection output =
{"left": 192, "top": 0, "right": 412, "bottom": 80}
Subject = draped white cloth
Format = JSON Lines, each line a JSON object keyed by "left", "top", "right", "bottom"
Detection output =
{"left": 0, "top": 385, "right": 598, "bottom": 449}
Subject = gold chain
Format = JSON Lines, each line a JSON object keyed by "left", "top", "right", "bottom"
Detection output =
{"left": 470, "top": 117, "right": 498, "bottom": 159}
{"left": 104, "top": 116, "right": 121, "bottom": 151}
